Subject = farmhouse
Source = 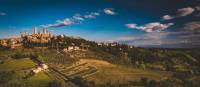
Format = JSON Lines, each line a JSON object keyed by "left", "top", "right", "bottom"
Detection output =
{"left": 32, "top": 63, "right": 48, "bottom": 74}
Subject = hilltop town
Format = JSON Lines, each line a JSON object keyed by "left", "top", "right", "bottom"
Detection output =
{"left": 0, "top": 27, "right": 88, "bottom": 49}
{"left": 0, "top": 27, "right": 52, "bottom": 48}
{"left": 0, "top": 27, "right": 123, "bottom": 52}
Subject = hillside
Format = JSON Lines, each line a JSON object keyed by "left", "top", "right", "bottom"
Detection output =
{"left": 0, "top": 36, "right": 200, "bottom": 87}
{"left": 0, "top": 58, "right": 53, "bottom": 87}
{"left": 80, "top": 59, "right": 171, "bottom": 84}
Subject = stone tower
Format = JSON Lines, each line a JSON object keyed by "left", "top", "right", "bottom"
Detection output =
{"left": 34, "top": 27, "right": 38, "bottom": 34}
{"left": 42, "top": 27, "right": 47, "bottom": 34}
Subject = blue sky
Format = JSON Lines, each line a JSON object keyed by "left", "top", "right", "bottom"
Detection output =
{"left": 0, "top": 0, "right": 200, "bottom": 48}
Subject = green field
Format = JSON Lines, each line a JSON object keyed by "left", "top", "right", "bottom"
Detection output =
{"left": 0, "top": 58, "right": 53, "bottom": 87}
{"left": 0, "top": 58, "right": 36, "bottom": 71}
{"left": 26, "top": 72, "right": 53, "bottom": 87}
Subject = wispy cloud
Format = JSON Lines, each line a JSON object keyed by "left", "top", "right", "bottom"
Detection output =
{"left": 84, "top": 12, "right": 100, "bottom": 19}
{"left": 73, "top": 14, "right": 84, "bottom": 21}
{"left": 45, "top": 12, "right": 100, "bottom": 28}
{"left": 122, "top": 20, "right": 200, "bottom": 47}
{"left": 125, "top": 24, "right": 137, "bottom": 29}
{"left": 183, "top": 21, "right": 200, "bottom": 31}
{"left": 177, "top": 7, "right": 195, "bottom": 16}
{"left": 162, "top": 7, "right": 197, "bottom": 20}
{"left": 104, "top": 8, "right": 116, "bottom": 15}
{"left": 196, "top": 6, "right": 200, "bottom": 11}
{"left": 195, "top": 6, "right": 200, "bottom": 17}
{"left": 126, "top": 22, "right": 174, "bottom": 32}
{"left": 45, "top": 18, "right": 73, "bottom": 28}
{"left": 44, "top": 8, "right": 115, "bottom": 28}
{"left": 162, "top": 15, "right": 174, "bottom": 20}
{"left": 0, "top": 12, "right": 6, "bottom": 16}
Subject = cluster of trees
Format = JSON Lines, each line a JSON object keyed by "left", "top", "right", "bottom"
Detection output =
{"left": 0, "top": 70, "right": 31, "bottom": 87}
{"left": 48, "top": 75, "right": 200, "bottom": 87}
{"left": 0, "top": 71, "right": 15, "bottom": 85}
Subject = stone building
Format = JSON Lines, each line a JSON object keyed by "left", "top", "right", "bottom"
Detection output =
{"left": 26, "top": 27, "right": 53, "bottom": 44}
{"left": 0, "top": 27, "right": 53, "bottom": 48}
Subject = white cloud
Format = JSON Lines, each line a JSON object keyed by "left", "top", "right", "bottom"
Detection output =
{"left": 46, "top": 18, "right": 73, "bottom": 28}
{"left": 44, "top": 11, "right": 101, "bottom": 28}
{"left": 162, "top": 15, "right": 174, "bottom": 20}
{"left": 43, "top": 8, "right": 116, "bottom": 28}
{"left": 177, "top": 7, "right": 195, "bottom": 16}
{"left": 104, "top": 8, "right": 116, "bottom": 15}
{"left": 92, "top": 12, "right": 100, "bottom": 16}
{"left": 126, "top": 22, "right": 174, "bottom": 32}
{"left": 84, "top": 12, "right": 100, "bottom": 19}
{"left": 126, "top": 24, "right": 137, "bottom": 28}
{"left": 84, "top": 14, "right": 96, "bottom": 19}
{"left": 73, "top": 14, "right": 84, "bottom": 21}
{"left": 0, "top": 12, "right": 6, "bottom": 16}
